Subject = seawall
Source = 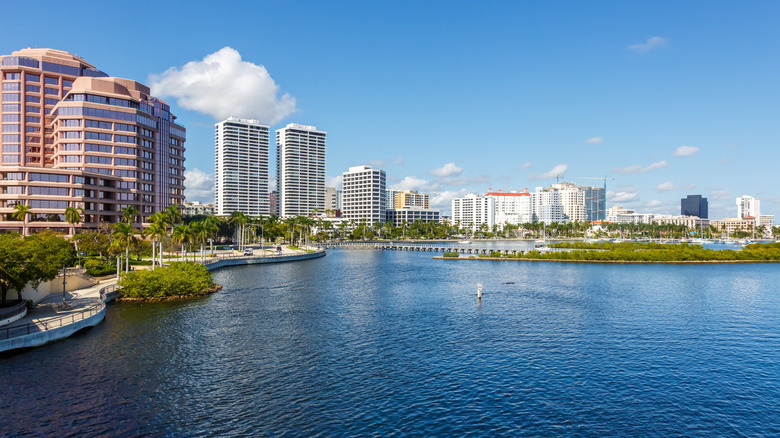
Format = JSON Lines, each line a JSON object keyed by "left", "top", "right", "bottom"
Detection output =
{"left": 204, "top": 250, "right": 326, "bottom": 271}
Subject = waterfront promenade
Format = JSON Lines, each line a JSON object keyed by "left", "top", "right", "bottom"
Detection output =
{"left": 0, "top": 246, "right": 325, "bottom": 353}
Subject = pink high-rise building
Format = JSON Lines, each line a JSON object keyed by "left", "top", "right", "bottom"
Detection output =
{"left": 0, "top": 48, "right": 186, "bottom": 234}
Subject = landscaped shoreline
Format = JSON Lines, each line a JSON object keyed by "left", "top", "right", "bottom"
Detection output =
{"left": 436, "top": 242, "right": 780, "bottom": 264}
{"left": 434, "top": 256, "right": 780, "bottom": 264}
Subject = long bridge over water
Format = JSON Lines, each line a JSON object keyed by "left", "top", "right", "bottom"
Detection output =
{"left": 314, "top": 241, "right": 569, "bottom": 255}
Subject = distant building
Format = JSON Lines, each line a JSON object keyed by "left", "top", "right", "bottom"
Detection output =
{"left": 711, "top": 217, "right": 755, "bottom": 236}
{"left": 384, "top": 189, "right": 398, "bottom": 211}
{"left": 757, "top": 215, "right": 775, "bottom": 232}
{"left": 736, "top": 195, "right": 760, "bottom": 218}
{"left": 386, "top": 207, "right": 440, "bottom": 225}
{"left": 269, "top": 190, "right": 279, "bottom": 216}
{"left": 606, "top": 205, "right": 655, "bottom": 224}
{"left": 342, "top": 165, "right": 386, "bottom": 223}
{"left": 551, "top": 182, "right": 587, "bottom": 222}
{"left": 485, "top": 189, "right": 532, "bottom": 225}
{"left": 681, "top": 195, "right": 708, "bottom": 218}
{"left": 452, "top": 194, "right": 495, "bottom": 232}
{"left": 214, "top": 116, "right": 269, "bottom": 216}
{"left": 276, "top": 123, "right": 326, "bottom": 217}
{"left": 652, "top": 215, "right": 709, "bottom": 229}
{"left": 183, "top": 201, "right": 215, "bottom": 216}
{"left": 324, "top": 186, "right": 342, "bottom": 216}
{"left": 533, "top": 187, "right": 566, "bottom": 225}
{"left": 395, "top": 190, "right": 429, "bottom": 209}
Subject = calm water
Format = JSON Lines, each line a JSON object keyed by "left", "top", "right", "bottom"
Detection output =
{"left": 2, "top": 251, "right": 779, "bottom": 436}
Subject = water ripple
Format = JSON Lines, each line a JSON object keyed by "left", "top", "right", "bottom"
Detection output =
{"left": 1, "top": 252, "right": 779, "bottom": 436}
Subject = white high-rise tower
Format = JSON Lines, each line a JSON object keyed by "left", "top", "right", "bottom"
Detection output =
{"left": 215, "top": 117, "right": 270, "bottom": 216}
{"left": 736, "top": 195, "right": 760, "bottom": 218}
{"left": 276, "top": 123, "right": 326, "bottom": 217}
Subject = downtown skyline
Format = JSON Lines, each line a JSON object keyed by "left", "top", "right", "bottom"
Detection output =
{"left": 2, "top": 1, "right": 778, "bottom": 218}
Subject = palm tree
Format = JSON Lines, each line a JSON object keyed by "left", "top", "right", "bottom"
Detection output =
{"left": 171, "top": 224, "right": 190, "bottom": 260}
{"left": 112, "top": 222, "right": 138, "bottom": 273}
{"left": 12, "top": 203, "right": 31, "bottom": 236}
{"left": 164, "top": 204, "right": 182, "bottom": 225}
{"left": 203, "top": 216, "right": 220, "bottom": 256}
{"left": 189, "top": 220, "right": 209, "bottom": 262}
{"left": 229, "top": 211, "right": 249, "bottom": 251}
{"left": 121, "top": 205, "right": 140, "bottom": 225}
{"left": 64, "top": 206, "right": 84, "bottom": 237}
{"left": 145, "top": 219, "right": 167, "bottom": 269}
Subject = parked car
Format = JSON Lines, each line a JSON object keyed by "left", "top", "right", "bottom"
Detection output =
{"left": 243, "top": 248, "right": 254, "bottom": 255}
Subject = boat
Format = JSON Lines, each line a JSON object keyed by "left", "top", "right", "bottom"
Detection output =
{"left": 458, "top": 240, "right": 471, "bottom": 244}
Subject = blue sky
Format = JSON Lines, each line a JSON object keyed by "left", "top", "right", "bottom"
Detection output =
{"left": 3, "top": 0, "right": 779, "bottom": 218}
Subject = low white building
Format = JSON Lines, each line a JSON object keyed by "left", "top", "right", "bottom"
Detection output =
{"left": 485, "top": 189, "right": 533, "bottom": 226}
{"left": 452, "top": 194, "right": 495, "bottom": 232}
{"left": 386, "top": 207, "right": 440, "bottom": 225}
{"left": 183, "top": 201, "right": 216, "bottom": 216}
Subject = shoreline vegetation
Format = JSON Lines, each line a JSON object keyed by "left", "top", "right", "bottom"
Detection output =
{"left": 117, "top": 262, "right": 220, "bottom": 301}
{"left": 438, "top": 242, "right": 780, "bottom": 264}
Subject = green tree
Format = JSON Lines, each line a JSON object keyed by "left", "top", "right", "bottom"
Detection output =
{"left": 121, "top": 205, "right": 140, "bottom": 225}
{"left": 0, "top": 232, "right": 74, "bottom": 304}
{"left": 65, "top": 206, "right": 84, "bottom": 237}
{"left": 145, "top": 217, "right": 167, "bottom": 269}
{"left": 112, "top": 222, "right": 138, "bottom": 272}
{"left": 12, "top": 203, "right": 32, "bottom": 236}
{"left": 171, "top": 224, "right": 191, "bottom": 260}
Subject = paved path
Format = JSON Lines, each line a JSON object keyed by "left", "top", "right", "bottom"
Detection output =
{"left": 2, "top": 278, "right": 117, "bottom": 336}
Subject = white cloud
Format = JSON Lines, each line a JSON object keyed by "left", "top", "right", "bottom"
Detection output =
{"left": 529, "top": 164, "right": 568, "bottom": 180}
{"left": 325, "top": 175, "right": 342, "bottom": 189}
{"left": 184, "top": 168, "right": 214, "bottom": 203}
{"left": 615, "top": 160, "right": 668, "bottom": 174}
{"left": 391, "top": 176, "right": 441, "bottom": 192}
{"left": 520, "top": 162, "right": 532, "bottom": 170}
{"left": 647, "top": 200, "right": 662, "bottom": 207}
{"left": 586, "top": 137, "right": 604, "bottom": 145}
{"left": 612, "top": 191, "right": 639, "bottom": 202}
{"left": 429, "top": 189, "right": 471, "bottom": 213}
{"left": 708, "top": 189, "right": 732, "bottom": 201}
{"left": 656, "top": 182, "right": 678, "bottom": 191}
{"left": 627, "top": 36, "right": 668, "bottom": 54}
{"left": 393, "top": 156, "right": 405, "bottom": 165}
{"left": 674, "top": 145, "right": 699, "bottom": 157}
{"left": 149, "top": 47, "right": 296, "bottom": 124}
{"left": 430, "top": 163, "right": 464, "bottom": 178}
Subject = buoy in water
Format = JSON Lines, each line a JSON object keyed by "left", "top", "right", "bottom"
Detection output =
{"left": 477, "top": 283, "right": 484, "bottom": 300}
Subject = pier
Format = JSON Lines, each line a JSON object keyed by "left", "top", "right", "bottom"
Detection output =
{"left": 314, "top": 241, "right": 569, "bottom": 256}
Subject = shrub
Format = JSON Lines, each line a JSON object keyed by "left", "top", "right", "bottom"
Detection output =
{"left": 118, "top": 262, "right": 214, "bottom": 298}
{"left": 84, "top": 259, "right": 116, "bottom": 277}
{"left": 443, "top": 251, "right": 459, "bottom": 258}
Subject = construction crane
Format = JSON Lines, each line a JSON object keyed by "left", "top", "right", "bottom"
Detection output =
{"left": 578, "top": 175, "right": 614, "bottom": 192}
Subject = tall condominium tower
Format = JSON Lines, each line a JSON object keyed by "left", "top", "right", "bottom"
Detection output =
{"left": 276, "top": 123, "right": 326, "bottom": 217}
{"left": 736, "top": 195, "right": 760, "bottom": 218}
{"left": 0, "top": 48, "right": 185, "bottom": 234}
{"left": 215, "top": 117, "right": 269, "bottom": 216}
{"left": 342, "top": 165, "right": 386, "bottom": 223}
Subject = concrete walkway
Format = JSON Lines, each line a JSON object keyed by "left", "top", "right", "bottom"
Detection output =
{"left": 1, "top": 278, "right": 116, "bottom": 341}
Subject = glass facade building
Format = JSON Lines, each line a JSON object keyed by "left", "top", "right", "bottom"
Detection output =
{"left": 681, "top": 194, "right": 708, "bottom": 219}
{"left": 0, "top": 48, "right": 185, "bottom": 234}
